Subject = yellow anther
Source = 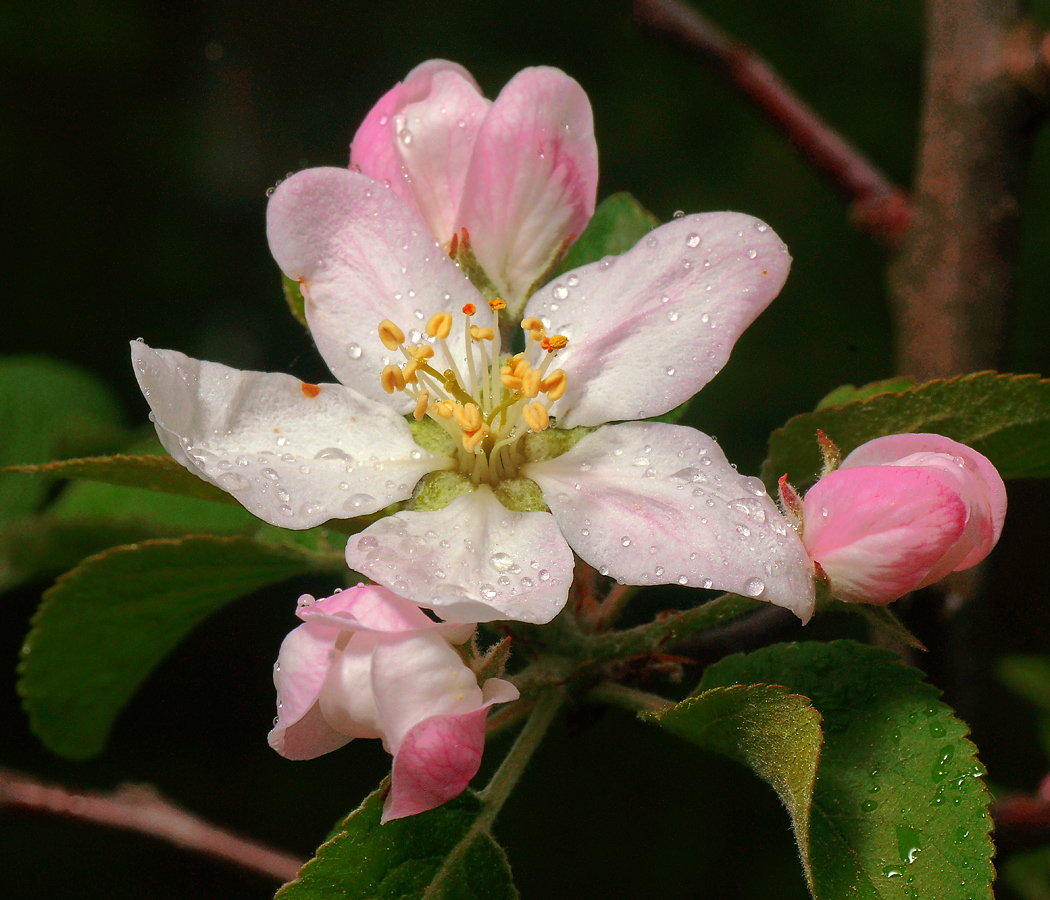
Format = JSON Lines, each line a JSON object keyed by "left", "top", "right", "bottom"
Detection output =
{"left": 402, "top": 360, "right": 422, "bottom": 383}
{"left": 462, "top": 302, "right": 477, "bottom": 316}
{"left": 522, "top": 401, "right": 550, "bottom": 432}
{"left": 511, "top": 357, "right": 531, "bottom": 377}
{"left": 541, "top": 369, "right": 567, "bottom": 401}
{"left": 543, "top": 334, "right": 568, "bottom": 352}
{"left": 432, "top": 401, "right": 455, "bottom": 419}
{"left": 489, "top": 297, "right": 506, "bottom": 311}
{"left": 521, "top": 317, "right": 544, "bottom": 332}
{"left": 426, "top": 311, "right": 453, "bottom": 340}
{"left": 378, "top": 319, "right": 405, "bottom": 351}
{"left": 469, "top": 325, "right": 495, "bottom": 342}
{"left": 522, "top": 367, "right": 542, "bottom": 398}
{"left": 406, "top": 344, "right": 435, "bottom": 360}
{"left": 453, "top": 403, "right": 483, "bottom": 433}
{"left": 463, "top": 424, "right": 489, "bottom": 453}
{"left": 381, "top": 364, "right": 406, "bottom": 394}
{"left": 414, "top": 390, "right": 430, "bottom": 421}
{"left": 500, "top": 371, "right": 524, "bottom": 390}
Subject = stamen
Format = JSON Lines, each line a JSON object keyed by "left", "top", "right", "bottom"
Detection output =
{"left": 379, "top": 319, "right": 405, "bottom": 351}
{"left": 463, "top": 425, "right": 489, "bottom": 453}
{"left": 542, "top": 334, "right": 568, "bottom": 352}
{"left": 381, "top": 364, "right": 406, "bottom": 394}
{"left": 469, "top": 325, "right": 495, "bottom": 342}
{"left": 540, "top": 369, "right": 568, "bottom": 401}
{"left": 522, "top": 367, "right": 542, "bottom": 398}
{"left": 406, "top": 344, "right": 435, "bottom": 360}
{"left": 402, "top": 359, "right": 422, "bottom": 383}
{"left": 488, "top": 298, "right": 506, "bottom": 311}
{"left": 414, "top": 390, "right": 430, "bottom": 420}
{"left": 432, "top": 401, "right": 455, "bottom": 419}
{"left": 426, "top": 312, "right": 453, "bottom": 340}
{"left": 522, "top": 401, "right": 550, "bottom": 432}
{"left": 521, "top": 317, "right": 544, "bottom": 332}
{"left": 462, "top": 302, "right": 476, "bottom": 316}
{"left": 453, "top": 403, "right": 483, "bottom": 433}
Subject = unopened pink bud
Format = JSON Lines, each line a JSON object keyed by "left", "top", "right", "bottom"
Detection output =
{"left": 800, "top": 434, "right": 1006, "bottom": 604}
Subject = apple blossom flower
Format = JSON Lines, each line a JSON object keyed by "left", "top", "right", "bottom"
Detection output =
{"left": 131, "top": 165, "right": 817, "bottom": 624}
{"left": 350, "top": 60, "right": 597, "bottom": 317}
{"left": 268, "top": 583, "right": 518, "bottom": 823}
{"left": 796, "top": 433, "right": 1007, "bottom": 605}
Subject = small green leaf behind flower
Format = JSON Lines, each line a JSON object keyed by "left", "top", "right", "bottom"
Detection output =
{"left": 277, "top": 785, "right": 517, "bottom": 900}
{"left": 555, "top": 193, "right": 660, "bottom": 274}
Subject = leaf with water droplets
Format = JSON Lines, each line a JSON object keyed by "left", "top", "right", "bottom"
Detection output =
{"left": 762, "top": 372, "right": 1050, "bottom": 493}
{"left": 18, "top": 535, "right": 345, "bottom": 759}
{"left": 691, "top": 640, "right": 993, "bottom": 900}
{"left": 276, "top": 784, "right": 517, "bottom": 900}
{"left": 555, "top": 192, "right": 659, "bottom": 274}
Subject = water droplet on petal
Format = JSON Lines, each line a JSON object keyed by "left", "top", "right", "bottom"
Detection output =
{"left": 743, "top": 577, "right": 765, "bottom": 597}
{"left": 685, "top": 232, "right": 701, "bottom": 248}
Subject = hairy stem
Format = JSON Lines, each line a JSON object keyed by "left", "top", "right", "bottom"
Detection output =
{"left": 590, "top": 681, "right": 675, "bottom": 715}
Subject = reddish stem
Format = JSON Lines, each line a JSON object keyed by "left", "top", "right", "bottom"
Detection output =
{"left": 0, "top": 768, "right": 303, "bottom": 883}
{"left": 633, "top": 0, "right": 912, "bottom": 244}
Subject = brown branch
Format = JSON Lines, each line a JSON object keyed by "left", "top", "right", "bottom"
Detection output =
{"left": 887, "top": 2, "right": 1045, "bottom": 380}
{"left": 0, "top": 767, "right": 304, "bottom": 883}
{"left": 633, "top": 0, "right": 912, "bottom": 244}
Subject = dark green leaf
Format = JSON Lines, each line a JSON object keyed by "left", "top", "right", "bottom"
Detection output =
{"left": 816, "top": 378, "right": 915, "bottom": 411}
{"left": 7, "top": 453, "right": 241, "bottom": 506}
{"left": 700, "top": 640, "right": 993, "bottom": 900}
{"left": 19, "top": 535, "right": 344, "bottom": 759}
{"left": 0, "top": 357, "right": 125, "bottom": 520}
{"left": 277, "top": 785, "right": 517, "bottom": 900}
{"left": 282, "top": 272, "right": 308, "bottom": 327}
{"left": 651, "top": 684, "right": 822, "bottom": 868}
{"left": 762, "top": 372, "right": 1050, "bottom": 493}
{"left": 1001, "top": 843, "right": 1050, "bottom": 900}
{"left": 556, "top": 193, "right": 659, "bottom": 273}
{"left": 998, "top": 656, "right": 1050, "bottom": 712}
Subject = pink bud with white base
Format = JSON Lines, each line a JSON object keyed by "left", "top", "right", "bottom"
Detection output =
{"left": 800, "top": 434, "right": 1006, "bottom": 605}
{"left": 268, "top": 584, "right": 518, "bottom": 822}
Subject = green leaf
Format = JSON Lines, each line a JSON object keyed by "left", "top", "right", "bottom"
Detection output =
{"left": 816, "top": 378, "right": 915, "bottom": 411}
{"left": 18, "top": 535, "right": 344, "bottom": 759}
{"left": 0, "top": 357, "right": 125, "bottom": 520}
{"left": 555, "top": 193, "right": 659, "bottom": 273}
{"left": 651, "top": 684, "right": 822, "bottom": 868}
{"left": 699, "top": 640, "right": 993, "bottom": 900}
{"left": 278, "top": 785, "right": 517, "bottom": 900}
{"left": 762, "top": 372, "right": 1050, "bottom": 493}
{"left": 282, "top": 272, "right": 308, "bottom": 327}
{"left": 7, "top": 453, "right": 242, "bottom": 506}
{"left": 1002, "top": 843, "right": 1050, "bottom": 900}
{"left": 998, "top": 656, "right": 1050, "bottom": 712}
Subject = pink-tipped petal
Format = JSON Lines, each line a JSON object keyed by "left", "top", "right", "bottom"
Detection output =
{"left": 803, "top": 465, "right": 970, "bottom": 605}
{"left": 459, "top": 67, "right": 597, "bottom": 316}
{"left": 345, "top": 486, "right": 575, "bottom": 624}
{"left": 268, "top": 622, "right": 353, "bottom": 760}
{"left": 524, "top": 213, "right": 791, "bottom": 428}
{"left": 266, "top": 168, "right": 477, "bottom": 410}
{"left": 131, "top": 342, "right": 444, "bottom": 527}
{"left": 383, "top": 708, "right": 488, "bottom": 822}
{"left": 525, "top": 423, "right": 815, "bottom": 621}
{"left": 840, "top": 433, "right": 1006, "bottom": 569}
{"left": 351, "top": 60, "right": 485, "bottom": 232}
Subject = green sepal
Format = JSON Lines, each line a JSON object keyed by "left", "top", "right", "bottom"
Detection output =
{"left": 282, "top": 272, "right": 308, "bottom": 327}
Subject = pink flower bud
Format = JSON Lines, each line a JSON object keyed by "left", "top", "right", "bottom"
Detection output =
{"left": 801, "top": 434, "right": 1006, "bottom": 605}
{"left": 268, "top": 584, "right": 517, "bottom": 821}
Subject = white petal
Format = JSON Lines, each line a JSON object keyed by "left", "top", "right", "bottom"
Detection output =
{"left": 525, "top": 213, "right": 791, "bottom": 427}
{"left": 266, "top": 167, "right": 477, "bottom": 412}
{"left": 371, "top": 633, "right": 484, "bottom": 752}
{"left": 131, "top": 342, "right": 448, "bottom": 528}
{"left": 317, "top": 633, "right": 385, "bottom": 741}
{"left": 344, "top": 485, "right": 574, "bottom": 624}
{"left": 524, "top": 422, "right": 815, "bottom": 621}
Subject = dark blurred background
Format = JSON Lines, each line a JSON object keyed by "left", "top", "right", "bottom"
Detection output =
{"left": 4, "top": 1, "right": 1050, "bottom": 897}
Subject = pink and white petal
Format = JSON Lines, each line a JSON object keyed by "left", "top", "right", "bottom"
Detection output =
{"left": 316, "top": 633, "right": 385, "bottom": 741}
{"left": 383, "top": 707, "right": 489, "bottom": 822}
{"left": 840, "top": 433, "right": 1006, "bottom": 568}
{"left": 524, "top": 422, "right": 816, "bottom": 621}
{"left": 266, "top": 167, "right": 477, "bottom": 410}
{"left": 302, "top": 584, "right": 476, "bottom": 644}
{"left": 390, "top": 70, "right": 491, "bottom": 245}
{"left": 458, "top": 67, "right": 597, "bottom": 316}
{"left": 803, "top": 465, "right": 969, "bottom": 604}
{"left": 371, "top": 634, "right": 484, "bottom": 752}
{"left": 350, "top": 60, "right": 483, "bottom": 223}
{"left": 525, "top": 213, "right": 791, "bottom": 428}
{"left": 131, "top": 343, "right": 446, "bottom": 528}
{"left": 268, "top": 622, "right": 351, "bottom": 760}
{"left": 481, "top": 677, "right": 520, "bottom": 705}
{"left": 344, "top": 486, "right": 575, "bottom": 623}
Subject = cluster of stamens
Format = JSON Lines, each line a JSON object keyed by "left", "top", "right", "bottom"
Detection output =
{"left": 378, "top": 299, "right": 568, "bottom": 484}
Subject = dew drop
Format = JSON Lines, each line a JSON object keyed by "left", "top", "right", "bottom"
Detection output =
{"left": 673, "top": 210, "right": 685, "bottom": 218}
{"left": 621, "top": 536, "right": 631, "bottom": 547}
{"left": 552, "top": 284, "right": 569, "bottom": 300}
{"left": 666, "top": 366, "right": 676, "bottom": 376}
{"left": 479, "top": 583, "right": 498, "bottom": 600}
{"left": 743, "top": 577, "right": 766, "bottom": 597}
{"left": 348, "top": 343, "right": 363, "bottom": 359}
{"left": 685, "top": 232, "right": 701, "bottom": 248}
{"left": 567, "top": 274, "right": 580, "bottom": 287}
{"left": 217, "top": 472, "right": 250, "bottom": 491}
{"left": 315, "top": 447, "right": 350, "bottom": 460}
{"left": 667, "top": 310, "right": 679, "bottom": 322}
